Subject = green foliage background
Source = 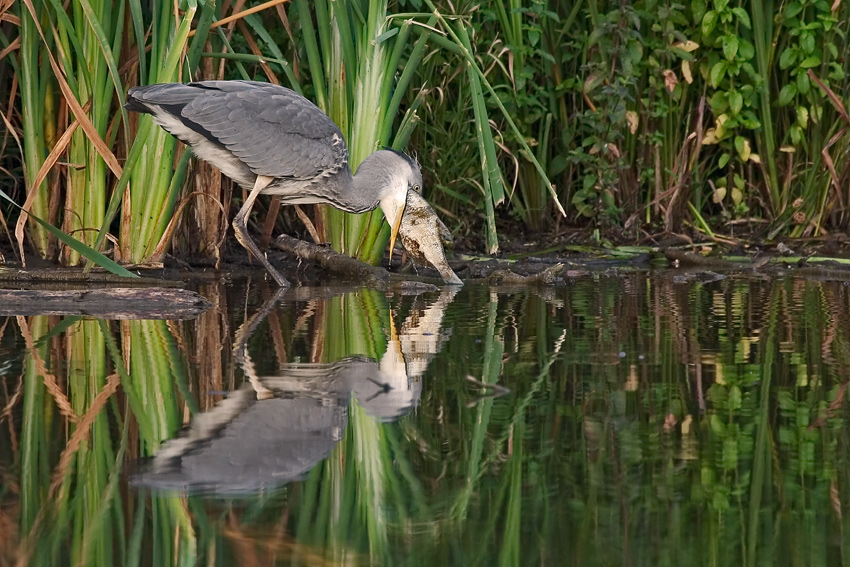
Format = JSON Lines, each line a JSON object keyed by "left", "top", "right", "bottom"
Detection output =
{"left": 1, "top": 0, "right": 850, "bottom": 265}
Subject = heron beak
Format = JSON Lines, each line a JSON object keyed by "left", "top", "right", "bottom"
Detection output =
{"left": 387, "top": 204, "right": 405, "bottom": 266}
{"left": 380, "top": 188, "right": 411, "bottom": 266}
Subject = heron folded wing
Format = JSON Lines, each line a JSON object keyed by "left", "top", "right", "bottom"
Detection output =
{"left": 180, "top": 84, "right": 347, "bottom": 180}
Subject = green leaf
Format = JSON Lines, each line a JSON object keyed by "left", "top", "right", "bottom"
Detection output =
{"left": 710, "top": 91, "right": 729, "bottom": 113}
{"left": 800, "top": 55, "right": 821, "bottom": 68}
{"left": 671, "top": 48, "right": 695, "bottom": 61}
{"left": 778, "top": 83, "right": 798, "bottom": 106}
{"left": 797, "top": 106, "right": 809, "bottom": 128}
{"left": 735, "top": 135, "right": 745, "bottom": 155}
{"left": 692, "top": 0, "right": 707, "bottom": 23}
{"left": 731, "top": 7, "right": 751, "bottom": 28}
{"left": 719, "top": 152, "right": 731, "bottom": 168}
{"left": 741, "top": 62, "right": 758, "bottom": 80}
{"left": 827, "top": 42, "right": 838, "bottom": 59}
{"left": 734, "top": 174, "right": 745, "bottom": 190}
{"left": 0, "top": 189, "right": 139, "bottom": 279}
{"left": 738, "top": 38, "right": 755, "bottom": 60}
{"left": 628, "top": 40, "right": 644, "bottom": 64}
{"left": 739, "top": 111, "right": 761, "bottom": 129}
{"left": 729, "top": 90, "right": 743, "bottom": 114}
{"left": 779, "top": 47, "right": 797, "bottom": 70}
{"left": 710, "top": 60, "right": 728, "bottom": 86}
{"left": 785, "top": 1, "right": 803, "bottom": 18}
{"left": 731, "top": 186, "right": 743, "bottom": 206}
{"left": 723, "top": 36, "right": 739, "bottom": 61}
{"left": 790, "top": 124, "right": 803, "bottom": 145}
{"left": 801, "top": 32, "right": 815, "bottom": 54}
{"left": 702, "top": 10, "right": 719, "bottom": 36}
{"left": 796, "top": 70, "right": 810, "bottom": 95}
{"left": 587, "top": 26, "right": 605, "bottom": 48}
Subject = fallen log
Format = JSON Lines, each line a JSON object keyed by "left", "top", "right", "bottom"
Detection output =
{"left": 273, "top": 235, "right": 389, "bottom": 286}
{"left": 0, "top": 288, "right": 211, "bottom": 319}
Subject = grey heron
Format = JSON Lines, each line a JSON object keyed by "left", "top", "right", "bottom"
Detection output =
{"left": 126, "top": 80, "right": 420, "bottom": 288}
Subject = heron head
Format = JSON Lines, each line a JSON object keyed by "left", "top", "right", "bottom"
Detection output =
{"left": 368, "top": 150, "right": 422, "bottom": 264}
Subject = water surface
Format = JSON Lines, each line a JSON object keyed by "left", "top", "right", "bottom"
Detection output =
{"left": 1, "top": 273, "right": 849, "bottom": 566}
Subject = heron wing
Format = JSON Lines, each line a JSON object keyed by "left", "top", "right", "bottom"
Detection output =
{"left": 131, "top": 81, "right": 348, "bottom": 179}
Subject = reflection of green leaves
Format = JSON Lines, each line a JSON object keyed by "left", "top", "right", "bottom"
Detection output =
{"left": 728, "top": 385, "right": 742, "bottom": 409}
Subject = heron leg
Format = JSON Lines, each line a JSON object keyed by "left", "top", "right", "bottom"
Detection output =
{"left": 233, "top": 175, "right": 290, "bottom": 288}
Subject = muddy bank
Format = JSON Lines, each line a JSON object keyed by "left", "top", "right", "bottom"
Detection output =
{"left": 4, "top": 235, "right": 850, "bottom": 293}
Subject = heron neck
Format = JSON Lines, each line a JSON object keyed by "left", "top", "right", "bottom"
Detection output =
{"left": 344, "top": 159, "right": 389, "bottom": 214}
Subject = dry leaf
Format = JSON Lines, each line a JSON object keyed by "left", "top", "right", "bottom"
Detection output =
{"left": 673, "top": 40, "right": 700, "bottom": 52}
{"left": 663, "top": 69, "right": 677, "bottom": 92}
{"left": 583, "top": 73, "right": 600, "bottom": 94}
{"left": 626, "top": 110, "right": 639, "bottom": 134}
{"left": 682, "top": 60, "right": 693, "bottom": 84}
{"left": 731, "top": 186, "right": 743, "bottom": 206}
{"left": 738, "top": 138, "right": 752, "bottom": 161}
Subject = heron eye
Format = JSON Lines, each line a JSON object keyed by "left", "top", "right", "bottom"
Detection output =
{"left": 413, "top": 184, "right": 421, "bottom": 193}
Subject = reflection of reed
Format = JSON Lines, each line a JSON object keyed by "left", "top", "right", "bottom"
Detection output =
{"left": 194, "top": 281, "right": 230, "bottom": 412}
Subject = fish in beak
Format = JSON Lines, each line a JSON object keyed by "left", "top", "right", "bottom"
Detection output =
{"left": 398, "top": 190, "right": 463, "bottom": 285}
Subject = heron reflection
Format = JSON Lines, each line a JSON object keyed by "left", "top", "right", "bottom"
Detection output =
{"left": 132, "top": 286, "right": 458, "bottom": 494}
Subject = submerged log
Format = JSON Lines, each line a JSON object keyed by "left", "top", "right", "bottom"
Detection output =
{"left": 0, "top": 288, "right": 211, "bottom": 319}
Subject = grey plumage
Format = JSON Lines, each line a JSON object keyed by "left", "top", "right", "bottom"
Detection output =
{"left": 127, "top": 81, "right": 343, "bottom": 182}
{"left": 126, "top": 80, "right": 433, "bottom": 287}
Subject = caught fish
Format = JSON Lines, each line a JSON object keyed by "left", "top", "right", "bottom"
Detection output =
{"left": 398, "top": 190, "right": 463, "bottom": 285}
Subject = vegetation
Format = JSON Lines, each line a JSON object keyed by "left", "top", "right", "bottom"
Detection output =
{"left": 1, "top": 0, "right": 850, "bottom": 266}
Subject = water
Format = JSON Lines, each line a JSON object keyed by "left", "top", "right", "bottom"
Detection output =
{"left": 1, "top": 273, "right": 849, "bottom": 566}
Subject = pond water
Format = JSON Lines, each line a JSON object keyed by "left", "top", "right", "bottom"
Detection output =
{"left": 1, "top": 272, "right": 849, "bottom": 566}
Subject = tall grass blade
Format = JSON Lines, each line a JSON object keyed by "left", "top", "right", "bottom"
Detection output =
{"left": 0, "top": 187, "right": 138, "bottom": 277}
